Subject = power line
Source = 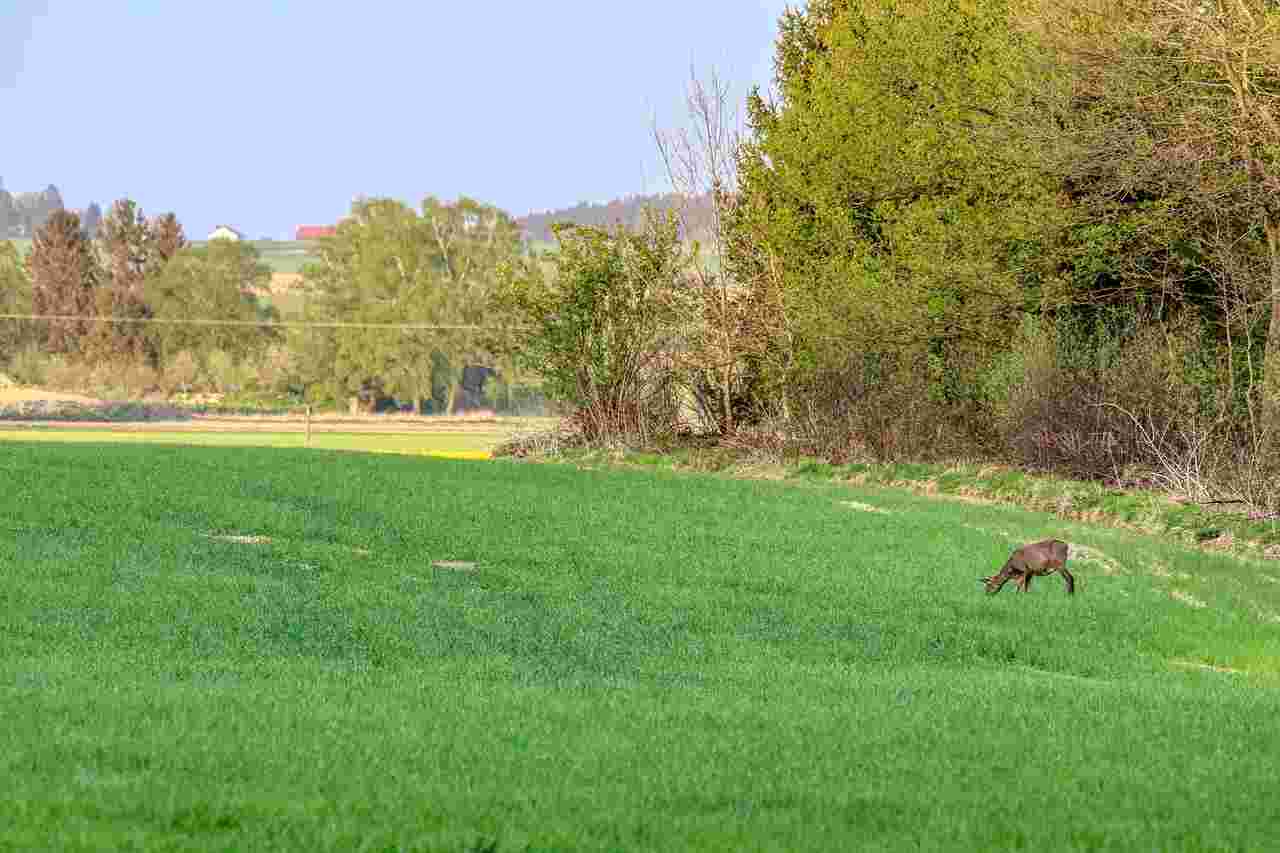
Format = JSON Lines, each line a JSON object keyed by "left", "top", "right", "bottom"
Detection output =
{"left": 0, "top": 313, "right": 527, "bottom": 331}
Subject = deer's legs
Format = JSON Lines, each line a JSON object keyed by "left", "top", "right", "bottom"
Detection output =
{"left": 1060, "top": 566, "right": 1075, "bottom": 595}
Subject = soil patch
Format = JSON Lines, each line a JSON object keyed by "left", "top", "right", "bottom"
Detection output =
{"left": 839, "top": 500, "right": 891, "bottom": 515}
{"left": 432, "top": 560, "right": 478, "bottom": 572}
{"left": 204, "top": 533, "right": 273, "bottom": 545}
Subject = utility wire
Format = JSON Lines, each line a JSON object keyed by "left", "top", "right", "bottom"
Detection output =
{"left": 0, "top": 313, "right": 527, "bottom": 331}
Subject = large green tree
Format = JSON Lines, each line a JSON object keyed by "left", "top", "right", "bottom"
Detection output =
{"left": 732, "top": 0, "right": 1062, "bottom": 388}
{"left": 301, "top": 196, "right": 522, "bottom": 412}
{"left": 145, "top": 240, "right": 276, "bottom": 368}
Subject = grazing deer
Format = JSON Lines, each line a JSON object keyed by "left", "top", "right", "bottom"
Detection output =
{"left": 981, "top": 539, "right": 1075, "bottom": 596}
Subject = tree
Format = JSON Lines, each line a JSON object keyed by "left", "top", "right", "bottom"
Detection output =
{"left": 419, "top": 196, "right": 525, "bottom": 412}
{"left": 145, "top": 240, "right": 276, "bottom": 368}
{"left": 27, "top": 209, "right": 99, "bottom": 355}
{"left": 1024, "top": 0, "right": 1280, "bottom": 431}
{"left": 86, "top": 199, "right": 181, "bottom": 364}
{"left": 493, "top": 212, "right": 691, "bottom": 442}
{"left": 151, "top": 211, "right": 187, "bottom": 263}
{"left": 0, "top": 240, "right": 33, "bottom": 362}
{"left": 302, "top": 196, "right": 522, "bottom": 413}
{"left": 303, "top": 198, "right": 443, "bottom": 411}
{"left": 654, "top": 68, "right": 764, "bottom": 433}
{"left": 730, "top": 0, "right": 1062, "bottom": 390}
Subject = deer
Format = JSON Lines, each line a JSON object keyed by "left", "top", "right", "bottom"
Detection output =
{"left": 981, "top": 539, "right": 1075, "bottom": 596}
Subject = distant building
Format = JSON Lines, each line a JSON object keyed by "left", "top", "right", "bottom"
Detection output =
{"left": 208, "top": 225, "right": 244, "bottom": 241}
{"left": 295, "top": 225, "right": 337, "bottom": 240}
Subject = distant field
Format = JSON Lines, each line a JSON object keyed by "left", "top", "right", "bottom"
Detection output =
{"left": 3, "top": 441, "right": 1280, "bottom": 850}
{"left": 0, "top": 414, "right": 554, "bottom": 458}
{"left": 189, "top": 240, "right": 320, "bottom": 274}
{"left": 0, "top": 427, "right": 498, "bottom": 458}
{"left": 5, "top": 238, "right": 317, "bottom": 274}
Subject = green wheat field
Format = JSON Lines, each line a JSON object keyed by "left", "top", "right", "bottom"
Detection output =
{"left": 2, "top": 441, "right": 1279, "bottom": 851}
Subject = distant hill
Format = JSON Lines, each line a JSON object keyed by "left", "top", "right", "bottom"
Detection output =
{"left": 517, "top": 192, "right": 715, "bottom": 245}
{"left": 0, "top": 180, "right": 64, "bottom": 239}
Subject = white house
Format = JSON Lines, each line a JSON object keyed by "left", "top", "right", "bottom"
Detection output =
{"left": 208, "top": 225, "right": 244, "bottom": 241}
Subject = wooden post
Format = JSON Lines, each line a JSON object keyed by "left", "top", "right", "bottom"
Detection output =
{"left": 305, "top": 404, "right": 312, "bottom": 447}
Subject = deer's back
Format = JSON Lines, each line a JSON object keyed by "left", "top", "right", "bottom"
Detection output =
{"left": 1011, "top": 538, "right": 1069, "bottom": 572}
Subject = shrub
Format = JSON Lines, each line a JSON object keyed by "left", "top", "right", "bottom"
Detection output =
{"left": 7, "top": 344, "right": 49, "bottom": 386}
{"left": 162, "top": 350, "right": 201, "bottom": 395}
{"left": 493, "top": 210, "right": 693, "bottom": 445}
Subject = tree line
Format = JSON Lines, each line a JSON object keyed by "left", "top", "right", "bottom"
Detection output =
{"left": 0, "top": 194, "right": 537, "bottom": 414}
{"left": 3, "top": 0, "right": 1279, "bottom": 511}
{"left": 518, "top": 193, "right": 715, "bottom": 244}
{"left": 494, "top": 0, "right": 1280, "bottom": 512}
{"left": 0, "top": 181, "right": 102, "bottom": 239}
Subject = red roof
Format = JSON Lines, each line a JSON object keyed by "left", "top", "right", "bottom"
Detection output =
{"left": 295, "top": 225, "right": 337, "bottom": 240}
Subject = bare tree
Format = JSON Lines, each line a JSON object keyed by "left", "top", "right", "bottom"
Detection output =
{"left": 653, "top": 67, "right": 765, "bottom": 434}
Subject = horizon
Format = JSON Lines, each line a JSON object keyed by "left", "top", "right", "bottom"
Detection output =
{"left": 1, "top": 1, "right": 788, "bottom": 241}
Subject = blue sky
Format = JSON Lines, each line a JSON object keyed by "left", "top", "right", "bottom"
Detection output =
{"left": 1, "top": 1, "right": 790, "bottom": 240}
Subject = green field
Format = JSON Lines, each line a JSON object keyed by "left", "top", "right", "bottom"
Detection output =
{"left": 3, "top": 442, "right": 1280, "bottom": 851}
{"left": 191, "top": 240, "right": 319, "bottom": 274}
{"left": 5, "top": 238, "right": 318, "bottom": 275}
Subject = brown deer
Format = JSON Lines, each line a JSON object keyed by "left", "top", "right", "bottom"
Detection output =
{"left": 981, "top": 539, "right": 1075, "bottom": 596}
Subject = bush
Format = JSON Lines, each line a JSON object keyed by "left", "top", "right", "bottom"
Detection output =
{"left": 493, "top": 210, "right": 693, "bottom": 445}
{"left": 7, "top": 344, "right": 48, "bottom": 386}
{"left": 43, "top": 357, "right": 95, "bottom": 396}
{"left": 205, "top": 349, "right": 254, "bottom": 394}
{"left": 788, "top": 348, "right": 989, "bottom": 463}
{"left": 162, "top": 350, "right": 201, "bottom": 395}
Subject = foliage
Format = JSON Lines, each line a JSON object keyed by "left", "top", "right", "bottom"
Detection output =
{"left": 0, "top": 240, "right": 33, "bottom": 363}
{"left": 493, "top": 210, "right": 692, "bottom": 443}
{"left": 145, "top": 240, "right": 278, "bottom": 366}
{"left": 732, "top": 0, "right": 1063, "bottom": 387}
{"left": 301, "top": 196, "right": 522, "bottom": 411}
{"left": 1024, "top": 0, "right": 1280, "bottom": 428}
{"left": 85, "top": 200, "right": 162, "bottom": 364}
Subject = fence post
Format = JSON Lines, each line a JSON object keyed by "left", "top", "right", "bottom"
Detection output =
{"left": 305, "top": 404, "right": 312, "bottom": 447}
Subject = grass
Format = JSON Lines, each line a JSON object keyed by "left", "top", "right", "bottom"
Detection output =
{"left": 576, "top": 447, "right": 1280, "bottom": 558}
{"left": 3, "top": 442, "right": 1280, "bottom": 851}
{"left": 0, "top": 427, "right": 501, "bottom": 458}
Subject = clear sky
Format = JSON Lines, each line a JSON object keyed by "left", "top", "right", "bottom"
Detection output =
{"left": 1, "top": 1, "right": 790, "bottom": 240}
